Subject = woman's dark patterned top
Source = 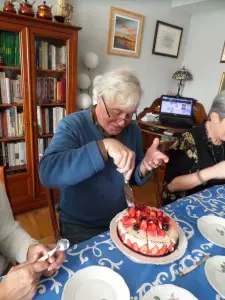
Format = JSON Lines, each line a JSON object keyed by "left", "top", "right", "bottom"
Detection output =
{"left": 162, "top": 122, "right": 225, "bottom": 205}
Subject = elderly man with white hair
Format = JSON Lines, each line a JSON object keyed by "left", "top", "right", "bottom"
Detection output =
{"left": 39, "top": 69, "right": 168, "bottom": 244}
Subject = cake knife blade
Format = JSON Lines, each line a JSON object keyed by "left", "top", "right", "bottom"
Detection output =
{"left": 124, "top": 177, "right": 135, "bottom": 207}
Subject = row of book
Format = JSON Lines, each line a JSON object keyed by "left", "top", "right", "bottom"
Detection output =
{"left": 0, "top": 108, "right": 24, "bottom": 137}
{"left": 37, "top": 107, "right": 65, "bottom": 134}
{"left": 38, "top": 137, "right": 52, "bottom": 161}
{"left": 35, "top": 40, "right": 67, "bottom": 70}
{"left": 0, "top": 72, "right": 23, "bottom": 104}
{"left": 0, "top": 31, "right": 20, "bottom": 67}
{"left": 36, "top": 77, "right": 66, "bottom": 104}
{"left": 0, "top": 142, "right": 26, "bottom": 167}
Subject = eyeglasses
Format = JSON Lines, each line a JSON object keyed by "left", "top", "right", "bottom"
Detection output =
{"left": 101, "top": 96, "right": 137, "bottom": 122}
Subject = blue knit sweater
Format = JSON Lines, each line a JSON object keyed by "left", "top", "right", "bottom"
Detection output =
{"left": 39, "top": 109, "right": 151, "bottom": 227}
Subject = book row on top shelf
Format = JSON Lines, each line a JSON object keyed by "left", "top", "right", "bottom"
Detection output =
{"left": 0, "top": 31, "right": 20, "bottom": 67}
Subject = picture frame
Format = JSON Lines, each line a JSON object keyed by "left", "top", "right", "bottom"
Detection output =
{"left": 218, "top": 72, "right": 225, "bottom": 93}
{"left": 220, "top": 42, "right": 225, "bottom": 63}
{"left": 152, "top": 20, "right": 183, "bottom": 58}
{"left": 107, "top": 6, "right": 144, "bottom": 58}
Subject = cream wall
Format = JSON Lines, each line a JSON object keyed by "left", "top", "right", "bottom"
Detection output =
{"left": 72, "top": 0, "right": 191, "bottom": 112}
{"left": 71, "top": 0, "right": 190, "bottom": 110}
{"left": 180, "top": 9, "right": 225, "bottom": 112}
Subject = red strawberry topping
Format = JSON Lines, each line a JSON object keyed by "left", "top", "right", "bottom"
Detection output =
{"left": 157, "top": 210, "right": 163, "bottom": 218}
{"left": 128, "top": 207, "right": 136, "bottom": 218}
{"left": 150, "top": 210, "right": 157, "bottom": 218}
{"left": 157, "top": 228, "right": 166, "bottom": 237}
{"left": 135, "top": 210, "right": 141, "bottom": 219}
{"left": 124, "top": 218, "right": 137, "bottom": 227}
{"left": 140, "top": 220, "right": 148, "bottom": 231}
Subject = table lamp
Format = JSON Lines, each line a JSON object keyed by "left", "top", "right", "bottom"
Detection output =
{"left": 172, "top": 66, "right": 193, "bottom": 96}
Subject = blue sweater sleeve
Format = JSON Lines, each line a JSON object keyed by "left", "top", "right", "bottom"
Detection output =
{"left": 39, "top": 117, "right": 105, "bottom": 188}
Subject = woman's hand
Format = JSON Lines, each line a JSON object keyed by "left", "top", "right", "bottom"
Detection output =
{"left": 103, "top": 138, "right": 135, "bottom": 180}
{"left": 27, "top": 244, "right": 66, "bottom": 276}
{"left": 0, "top": 255, "right": 49, "bottom": 300}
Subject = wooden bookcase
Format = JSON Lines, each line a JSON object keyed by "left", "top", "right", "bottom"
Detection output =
{"left": 0, "top": 12, "right": 81, "bottom": 214}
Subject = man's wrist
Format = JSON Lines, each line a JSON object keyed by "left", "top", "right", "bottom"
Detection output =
{"left": 139, "top": 163, "right": 151, "bottom": 178}
{"left": 97, "top": 140, "right": 108, "bottom": 162}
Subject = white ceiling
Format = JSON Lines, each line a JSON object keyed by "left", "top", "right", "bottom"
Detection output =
{"left": 172, "top": 0, "right": 225, "bottom": 15}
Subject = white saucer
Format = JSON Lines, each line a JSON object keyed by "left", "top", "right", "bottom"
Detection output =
{"left": 110, "top": 209, "right": 187, "bottom": 265}
{"left": 205, "top": 255, "right": 225, "bottom": 298}
{"left": 61, "top": 266, "right": 130, "bottom": 300}
{"left": 142, "top": 284, "right": 198, "bottom": 300}
{"left": 197, "top": 215, "right": 225, "bottom": 248}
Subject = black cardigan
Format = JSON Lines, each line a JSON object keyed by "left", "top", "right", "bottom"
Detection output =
{"left": 162, "top": 122, "right": 225, "bottom": 205}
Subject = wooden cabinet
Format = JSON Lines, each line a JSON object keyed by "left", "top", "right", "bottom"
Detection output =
{"left": 0, "top": 12, "right": 81, "bottom": 214}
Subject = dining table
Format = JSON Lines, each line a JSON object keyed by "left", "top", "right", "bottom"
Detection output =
{"left": 35, "top": 184, "right": 225, "bottom": 300}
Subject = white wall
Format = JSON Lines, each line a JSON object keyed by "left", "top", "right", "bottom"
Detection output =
{"left": 180, "top": 9, "right": 225, "bottom": 112}
{"left": 0, "top": 0, "right": 191, "bottom": 112}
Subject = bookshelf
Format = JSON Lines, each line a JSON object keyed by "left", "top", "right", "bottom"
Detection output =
{"left": 0, "top": 12, "right": 81, "bottom": 214}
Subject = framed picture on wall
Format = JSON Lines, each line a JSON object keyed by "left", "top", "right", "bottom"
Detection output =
{"left": 220, "top": 42, "right": 225, "bottom": 63}
{"left": 152, "top": 21, "right": 183, "bottom": 58}
{"left": 219, "top": 72, "right": 225, "bottom": 92}
{"left": 107, "top": 6, "right": 144, "bottom": 58}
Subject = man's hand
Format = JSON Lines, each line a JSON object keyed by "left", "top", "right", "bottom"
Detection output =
{"left": 27, "top": 244, "right": 66, "bottom": 277}
{"left": 139, "top": 138, "right": 169, "bottom": 177}
{"left": 0, "top": 255, "right": 49, "bottom": 300}
{"left": 103, "top": 138, "right": 135, "bottom": 180}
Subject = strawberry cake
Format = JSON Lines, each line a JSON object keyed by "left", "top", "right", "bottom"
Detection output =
{"left": 117, "top": 205, "right": 179, "bottom": 257}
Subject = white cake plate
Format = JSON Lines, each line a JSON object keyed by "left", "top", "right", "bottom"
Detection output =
{"left": 142, "top": 284, "right": 198, "bottom": 300}
{"left": 61, "top": 266, "right": 130, "bottom": 300}
{"left": 110, "top": 209, "right": 188, "bottom": 265}
{"left": 205, "top": 255, "right": 225, "bottom": 298}
{"left": 197, "top": 215, "right": 225, "bottom": 248}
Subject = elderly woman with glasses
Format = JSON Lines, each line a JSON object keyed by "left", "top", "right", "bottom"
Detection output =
{"left": 39, "top": 69, "right": 168, "bottom": 244}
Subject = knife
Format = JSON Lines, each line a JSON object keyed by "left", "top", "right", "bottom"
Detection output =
{"left": 179, "top": 255, "right": 210, "bottom": 276}
{"left": 124, "top": 177, "right": 135, "bottom": 207}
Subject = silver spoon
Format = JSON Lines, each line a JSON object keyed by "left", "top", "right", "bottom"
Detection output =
{"left": 38, "top": 239, "right": 70, "bottom": 261}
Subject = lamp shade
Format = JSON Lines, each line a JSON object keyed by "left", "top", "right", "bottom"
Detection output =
{"left": 77, "top": 73, "right": 91, "bottom": 90}
{"left": 172, "top": 66, "right": 193, "bottom": 81}
{"left": 77, "top": 93, "right": 92, "bottom": 109}
{"left": 83, "top": 52, "right": 99, "bottom": 69}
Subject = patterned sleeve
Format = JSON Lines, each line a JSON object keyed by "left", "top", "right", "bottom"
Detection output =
{"left": 162, "top": 132, "right": 198, "bottom": 203}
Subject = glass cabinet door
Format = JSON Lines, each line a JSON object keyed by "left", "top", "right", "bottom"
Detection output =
{"left": 0, "top": 29, "right": 27, "bottom": 174}
{"left": 35, "top": 35, "right": 67, "bottom": 161}
{"left": 29, "top": 28, "right": 71, "bottom": 197}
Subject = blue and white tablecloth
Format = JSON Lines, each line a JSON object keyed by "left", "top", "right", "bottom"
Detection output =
{"left": 36, "top": 185, "right": 225, "bottom": 300}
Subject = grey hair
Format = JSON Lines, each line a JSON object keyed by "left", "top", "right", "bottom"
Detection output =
{"left": 208, "top": 90, "right": 225, "bottom": 119}
{"left": 92, "top": 69, "right": 142, "bottom": 109}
